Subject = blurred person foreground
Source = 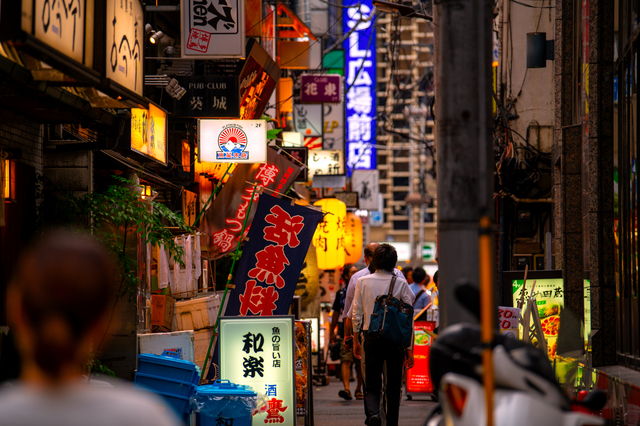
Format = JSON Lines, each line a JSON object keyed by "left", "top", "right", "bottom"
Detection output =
{"left": 0, "top": 231, "right": 182, "bottom": 426}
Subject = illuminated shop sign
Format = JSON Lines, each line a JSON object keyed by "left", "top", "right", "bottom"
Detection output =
{"left": 131, "top": 103, "right": 167, "bottom": 165}
{"left": 106, "top": 0, "right": 144, "bottom": 95}
{"left": 181, "top": 0, "right": 245, "bottom": 59}
{"left": 300, "top": 74, "right": 342, "bottom": 104}
{"left": 343, "top": 0, "right": 376, "bottom": 173}
{"left": 219, "top": 316, "right": 296, "bottom": 425}
{"left": 22, "top": 0, "right": 92, "bottom": 64}
{"left": 199, "top": 119, "right": 267, "bottom": 163}
{"left": 308, "top": 150, "right": 344, "bottom": 177}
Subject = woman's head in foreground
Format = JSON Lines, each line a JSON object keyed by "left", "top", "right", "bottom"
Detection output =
{"left": 7, "top": 231, "right": 116, "bottom": 382}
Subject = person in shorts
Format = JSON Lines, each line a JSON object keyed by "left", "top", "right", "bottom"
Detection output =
{"left": 330, "top": 264, "right": 363, "bottom": 400}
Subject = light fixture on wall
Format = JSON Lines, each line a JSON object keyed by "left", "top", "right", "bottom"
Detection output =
{"left": 165, "top": 78, "right": 186, "bottom": 100}
{"left": 4, "top": 158, "right": 14, "bottom": 202}
{"left": 145, "top": 23, "right": 165, "bottom": 45}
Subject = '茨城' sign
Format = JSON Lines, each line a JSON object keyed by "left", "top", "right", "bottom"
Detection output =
{"left": 343, "top": 0, "right": 376, "bottom": 173}
{"left": 220, "top": 316, "right": 296, "bottom": 425}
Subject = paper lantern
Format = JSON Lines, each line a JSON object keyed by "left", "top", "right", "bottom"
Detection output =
{"left": 312, "top": 198, "right": 346, "bottom": 270}
{"left": 344, "top": 212, "right": 363, "bottom": 264}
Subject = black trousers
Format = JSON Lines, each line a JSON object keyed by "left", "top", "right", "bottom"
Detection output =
{"left": 363, "top": 334, "right": 405, "bottom": 426}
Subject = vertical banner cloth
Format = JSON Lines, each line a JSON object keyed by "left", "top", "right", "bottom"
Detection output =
{"left": 225, "top": 195, "right": 323, "bottom": 316}
{"left": 201, "top": 147, "right": 300, "bottom": 259}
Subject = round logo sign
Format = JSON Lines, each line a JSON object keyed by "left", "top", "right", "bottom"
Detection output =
{"left": 218, "top": 126, "right": 247, "bottom": 155}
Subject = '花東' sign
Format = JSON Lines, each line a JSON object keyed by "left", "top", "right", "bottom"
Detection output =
{"left": 225, "top": 194, "right": 322, "bottom": 316}
{"left": 219, "top": 316, "right": 296, "bottom": 425}
{"left": 343, "top": 0, "right": 376, "bottom": 173}
{"left": 300, "top": 74, "right": 342, "bottom": 104}
{"left": 181, "top": 0, "right": 245, "bottom": 58}
{"left": 198, "top": 119, "right": 266, "bottom": 162}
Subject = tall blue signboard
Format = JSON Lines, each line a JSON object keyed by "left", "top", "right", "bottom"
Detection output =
{"left": 343, "top": 0, "right": 376, "bottom": 174}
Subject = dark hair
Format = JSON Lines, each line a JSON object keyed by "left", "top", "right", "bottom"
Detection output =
{"left": 373, "top": 243, "right": 397, "bottom": 273}
{"left": 412, "top": 267, "right": 427, "bottom": 284}
{"left": 341, "top": 263, "right": 354, "bottom": 283}
{"left": 402, "top": 267, "right": 413, "bottom": 280}
{"left": 433, "top": 270, "right": 439, "bottom": 285}
{"left": 10, "top": 231, "right": 116, "bottom": 379}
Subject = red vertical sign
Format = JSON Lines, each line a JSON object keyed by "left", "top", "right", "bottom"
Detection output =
{"left": 407, "top": 321, "right": 436, "bottom": 393}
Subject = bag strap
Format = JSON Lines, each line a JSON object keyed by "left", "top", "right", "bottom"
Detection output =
{"left": 413, "top": 289, "right": 426, "bottom": 306}
{"left": 388, "top": 276, "right": 397, "bottom": 296}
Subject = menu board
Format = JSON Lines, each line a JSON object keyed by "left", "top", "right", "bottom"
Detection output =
{"left": 512, "top": 278, "right": 564, "bottom": 359}
{"left": 406, "top": 320, "right": 435, "bottom": 394}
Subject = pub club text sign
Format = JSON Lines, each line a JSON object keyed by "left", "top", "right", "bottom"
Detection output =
{"left": 219, "top": 316, "right": 296, "bottom": 426}
{"left": 198, "top": 119, "right": 267, "bottom": 163}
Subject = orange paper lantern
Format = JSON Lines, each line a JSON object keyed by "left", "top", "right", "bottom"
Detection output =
{"left": 344, "top": 213, "right": 363, "bottom": 264}
{"left": 312, "top": 198, "right": 347, "bottom": 270}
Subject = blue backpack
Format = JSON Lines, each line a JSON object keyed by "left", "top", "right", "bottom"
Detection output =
{"left": 367, "top": 276, "right": 414, "bottom": 348}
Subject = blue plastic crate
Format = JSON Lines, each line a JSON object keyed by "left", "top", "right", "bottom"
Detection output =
{"left": 194, "top": 380, "right": 257, "bottom": 426}
{"left": 137, "top": 353, "right": 199, "bottom": 385}
{"left": 134, "top": 372, "right": 197, "bottom": 397}
{"left": 153, "top": 390, "right": 192, "bottom": 416}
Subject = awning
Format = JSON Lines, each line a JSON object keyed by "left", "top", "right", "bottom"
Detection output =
{"left": 100, "top": 150, "right": 182, "bottom": 191}
{"left": 277, "top": 4, "right": 318, "bottom": 41}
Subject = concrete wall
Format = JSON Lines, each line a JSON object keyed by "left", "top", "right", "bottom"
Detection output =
{"left": 499, "top": 1, "right": 556, "bottom": 153}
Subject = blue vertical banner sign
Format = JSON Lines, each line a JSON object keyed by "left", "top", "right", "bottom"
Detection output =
{"left": 343, "top": 0, "right": 376, "bottom": 174}
{"left": 225, "top": 195, "right": 323, "bottom": 316}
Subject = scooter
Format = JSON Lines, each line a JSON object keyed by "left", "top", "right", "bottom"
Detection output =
{"left": 424, "top": 286, "right": 606, "bottom": 426}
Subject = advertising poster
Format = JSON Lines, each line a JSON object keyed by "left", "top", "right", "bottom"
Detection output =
{"left": 201, "top": 148, "right": 301, "bottom": 259}
{"left": 343, "top": 0, "right": 376, "bottom": 172}
{"left": 295, "top": 248, "right": 320, "bottom": 318}
{"left": 407, "top": 320, "right": 435, "bottom": 394}
{"left": 294, "top": 104, "right": 323, "bottom": 137}
{"left": 323, "top": 101, "right": 345, "bottom": 150}
{"left": 318, "top": 269, "right": 340, "bottom": 304}
{"left": 512, "top": 279, "right": 564, "bottom": 359}
{"left": 498, "top": 306, "right": 521, "bottom": 339}
{"left": 219, "top": 316, "right": 295, "bottom": 425}
{"left": 224, "top": 195, "right": 323, "bottom": 316}
{"left": 294, "top": 321, "right": 312, "bottom": 421}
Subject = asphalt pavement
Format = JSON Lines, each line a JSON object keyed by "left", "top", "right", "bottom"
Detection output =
{"left": 311, "top": 373, "right": 438, "bottom": 426}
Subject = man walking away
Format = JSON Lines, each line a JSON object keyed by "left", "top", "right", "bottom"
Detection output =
{"left": 352, "top": 244, "right": 415, "bottom": 426}
{"left": 410, "top": 267, "right": 432, "bottom": 312}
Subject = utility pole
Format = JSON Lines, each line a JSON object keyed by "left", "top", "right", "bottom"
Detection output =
{"left": 435, "top": 0, "right": 494, "bottom": 327}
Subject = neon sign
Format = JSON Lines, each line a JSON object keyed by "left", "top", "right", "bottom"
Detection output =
{"left": 343, "top": 0, "right": 376, "bottom": 173}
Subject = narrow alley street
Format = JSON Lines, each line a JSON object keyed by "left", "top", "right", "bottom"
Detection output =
{"left": 313, "top": 376, "right": 437, "bottom": 426}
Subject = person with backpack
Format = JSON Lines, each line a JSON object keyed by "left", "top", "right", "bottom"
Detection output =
{"left": 351, "top": 244, "right": 415, "bottom": 426}
{"left": 410, "top": 267, "right": 432, "bottom": 311}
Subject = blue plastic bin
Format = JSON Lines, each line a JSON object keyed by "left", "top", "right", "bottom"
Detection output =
{"left": 193, "top": 380, "right": 257, "bottom": 426}
{"left": 134, "top": 372, "right": 196, "bottom": 397}
{"left": 137, "top": 353, "right": 200, "bottom": 385}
